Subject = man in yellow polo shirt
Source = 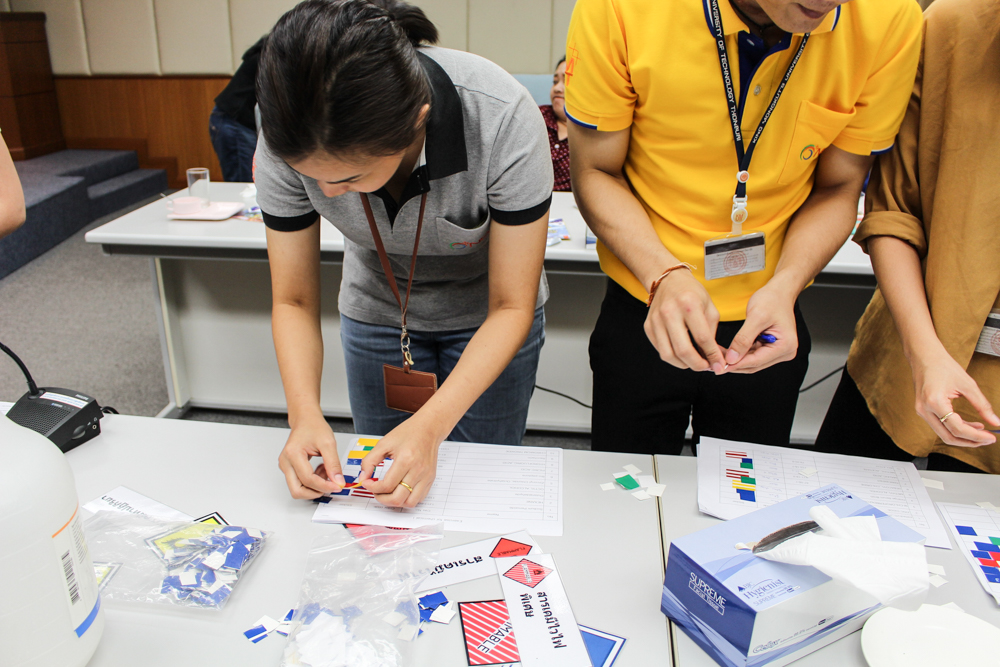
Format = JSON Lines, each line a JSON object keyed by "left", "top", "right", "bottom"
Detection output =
{"left": 567, "top": 0, "right": 922, "bottom": 454}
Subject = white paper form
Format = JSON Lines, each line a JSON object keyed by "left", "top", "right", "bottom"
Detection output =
{"left": 697, "top": 437, "right": 950, "bottom": 549}
{"left": 83, "top": 485, "right": 193, "bottom": 522}
{"left": 495, "top": 553, "right": 592, "bottom": 667}
{"left": 314, "top": 442, "right": 563, "bottom": 535}
{"left": 936, "top": 503, "right": 1000, "bottom": 604}
{"left": 416, "top": 531, "right": 540, "bottom": 592}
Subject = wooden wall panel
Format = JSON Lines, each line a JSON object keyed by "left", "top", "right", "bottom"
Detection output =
{"left": 55, "top": 76, "right": 229, "bottom": 188}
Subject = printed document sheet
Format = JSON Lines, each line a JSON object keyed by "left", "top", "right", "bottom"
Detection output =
{"left": 313, "top": 441, "right": 563, "bottom": 535}
{"left": 697, "top": 437, "right": 950, "bottom": 549}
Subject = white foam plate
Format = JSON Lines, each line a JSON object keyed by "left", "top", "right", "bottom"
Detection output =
{"left": 861, "top": 604, "right": 1000, "bottom": 665}
{"left": 167, "top": 201, "right": 245, "bottom": 220}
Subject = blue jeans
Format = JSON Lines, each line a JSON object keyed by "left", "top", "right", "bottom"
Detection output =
{"left": 340, "top": 308, "right": 545, "bottom": 445}
{"left": 208, "top": 106, "right": 257, "bottom": 182}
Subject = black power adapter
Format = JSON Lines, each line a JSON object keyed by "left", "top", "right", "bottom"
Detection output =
{"left": 1, "top": 341, "right": 110, "bottom": 452}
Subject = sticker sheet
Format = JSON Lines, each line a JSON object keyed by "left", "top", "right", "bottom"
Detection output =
{"left": 494, "top": 554, "right": 591, "bottom": 666}
{"left": 416, "top": 531, "right": 539, "bottom": 592}
{"left": 937, "top": 503, "right": 1000, "bottom": 604}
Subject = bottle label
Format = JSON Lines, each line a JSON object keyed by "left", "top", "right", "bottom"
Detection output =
{"left": 52, "top": 507, "right": 101, "bottom": 637}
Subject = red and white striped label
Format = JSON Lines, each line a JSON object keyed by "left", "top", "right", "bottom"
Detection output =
{"left": 502, "top": 559, "right": 553, "bottom": 589}
{"left": 458, "top": 600, "right": 521, "bottom": 666}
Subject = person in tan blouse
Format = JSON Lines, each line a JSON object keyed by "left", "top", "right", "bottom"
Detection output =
{"left": 814, "top": 0, "right": 1000, "bottom": 473}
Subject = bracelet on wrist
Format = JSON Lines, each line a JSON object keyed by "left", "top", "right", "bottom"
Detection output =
{"left": 646, "top": 263, "right": 696, "bottom": 307}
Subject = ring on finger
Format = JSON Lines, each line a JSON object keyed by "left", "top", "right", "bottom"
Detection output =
{"left": 398, "top": 481, "right": 414, "bottom": 493}
{"left": 938, "top": 411, "right": 955, "bottom": 424}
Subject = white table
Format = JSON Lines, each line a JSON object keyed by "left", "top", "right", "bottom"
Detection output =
{"left": 70, "top": 414, "right": 671, "bottom": 666}
{"left": 654, "top": 455, "right": 1000, "bottom": 666}
{"left": 85, "top": 186, "right": 874, "bottom": 439}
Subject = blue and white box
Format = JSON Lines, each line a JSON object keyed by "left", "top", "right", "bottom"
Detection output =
{"left": 661, "top": 484, "right": 925, "bottom": 667}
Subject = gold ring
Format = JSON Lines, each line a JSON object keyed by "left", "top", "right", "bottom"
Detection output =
{"left": 399, "top": 481, "right": 414, "bottom": 493}
{"left": 939, "top": 411, "right": 955, "bottom": 424}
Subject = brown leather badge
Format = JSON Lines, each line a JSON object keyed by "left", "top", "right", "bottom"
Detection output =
{"left": 383, "top": 363, "right": 437, "bottom": 413}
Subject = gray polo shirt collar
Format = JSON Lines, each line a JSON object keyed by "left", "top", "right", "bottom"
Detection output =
{"left": 370, "top": 53, "right": 468, "bottom": 225}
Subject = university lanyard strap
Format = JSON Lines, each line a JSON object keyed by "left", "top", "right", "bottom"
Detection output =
{"left": 708, "top": 0, "right": 809, "bottom": 233}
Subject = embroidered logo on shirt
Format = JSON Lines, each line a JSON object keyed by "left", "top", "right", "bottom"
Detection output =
{"left": 565, "top": 47, "right": 578, "bottom": 76}
{"left": 799, "top": 144, "right": 821, "bottom": 161}
{"left": 449, "top": 232, "right": 489, "bottom": 250}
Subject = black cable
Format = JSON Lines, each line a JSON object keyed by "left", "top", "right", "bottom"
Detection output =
{"left": 799, "top": 365, "right": 845, "bottom": 393}
{"left": 535, "top": 385, "right": 592, "bottom": 409}
{"left": 101, "top": 406, "right": 119, "bottom": 415}
{"left": 0, "top": 340, "right": 40, "bottom": 396}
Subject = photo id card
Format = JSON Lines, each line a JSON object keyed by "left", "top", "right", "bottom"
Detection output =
{"left": 704, "top": 231, "right": 765, "bottom": 281}
{"left": 975, "top": 311, "right": 1000, "bottom": 357}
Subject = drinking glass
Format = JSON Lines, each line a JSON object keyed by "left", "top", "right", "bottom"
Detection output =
{"left": 187, "top": 168, "right": 210, "bottom": 208}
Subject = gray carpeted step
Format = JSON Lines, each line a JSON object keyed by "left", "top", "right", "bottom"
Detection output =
{"left": 15, "top": 150, "right": 140, "bottom": 188}
{"left": 87, "top": 168, "right": 168, "bottom": 220}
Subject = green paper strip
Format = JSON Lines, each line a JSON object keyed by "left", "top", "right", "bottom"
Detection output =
{"left": 990, "top": 536, "right": 1000, "bottom": 546}
{"left": 740, "top": 462, "right": 753, "bottom": 469}
{"left": 741, "top": 477, "right": 755, "bottom": 484}
{"left": 615, "top": 474, "right": 640, "bottom": 490}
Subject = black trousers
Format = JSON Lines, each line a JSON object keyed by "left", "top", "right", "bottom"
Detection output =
{"left": 590, "top": 280, "right": 811, "bottom": 455}
{"left": 814, "top": 370, "right": 987, "bottom": 473}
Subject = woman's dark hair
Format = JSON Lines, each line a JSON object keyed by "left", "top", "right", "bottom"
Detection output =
{"left": 556, "top": 55, "right": 566, "bottom": 70}
{"left": 258, "top": 0, "right": 438, "bottom": 162}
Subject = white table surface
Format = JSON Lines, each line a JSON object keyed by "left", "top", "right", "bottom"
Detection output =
{"left": 655, "top": 455, "right": 1000, "bottom": 666}
{"left": 85, "top": 186, "right": 871, "bottom": 275}
{"left": 69, "top": 415, "right": 671, "bottom": 666}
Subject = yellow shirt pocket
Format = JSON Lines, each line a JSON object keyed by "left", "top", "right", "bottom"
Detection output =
{"left": 777, "top": 101, "right": 856, "bottom": 185}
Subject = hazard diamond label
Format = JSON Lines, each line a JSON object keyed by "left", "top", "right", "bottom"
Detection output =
{"left": 502, "top": 559, "right": 553, "bottom": 588}
{"left": 490, "top": 537, "right": 533, "bottom": 559}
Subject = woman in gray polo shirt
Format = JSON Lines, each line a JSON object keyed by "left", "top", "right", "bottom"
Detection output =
{"left": 254, "top": 0, "right": 553, "bottom": 507}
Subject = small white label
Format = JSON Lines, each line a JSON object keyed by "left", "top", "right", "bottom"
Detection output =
{"left": 40, "top": 392, "right": 87, "bottom": 409}
{"left": 975, "top": 314, "right": 1000, "bottom": 357}
{"left": 705, "top": 232, "right": 765, "bottom": 281}
{"left": 52, "top": 508, "right": 101, "bottom": 637}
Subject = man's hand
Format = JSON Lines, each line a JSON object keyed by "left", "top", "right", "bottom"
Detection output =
{"left": 644, "top": 269, "right": 728, "bottom": 372}
{"left": 725, "top": 281, "right": 799, "bottom": 373}
{"left": 911, "top": 348, "right": 999, "bottom": 447}
{"left": 358, "top": 414, "right": 442, "bottom": 508}
{"left": 277, "top": 413, "right": 344, "bottom": 499}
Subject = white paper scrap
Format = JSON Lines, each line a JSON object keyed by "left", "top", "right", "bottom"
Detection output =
{"left": 927, "top": 564, "right": 946, "bottom": 576}
{"left": 636, "top": 475, "right": 657, "bottom": 488}
{"left": 83, "top": 486, "right": 193, "bottom": 522}
{"left": 612, "top": 472, "right": 629, "bottom": 479}
{"left": 179, "top": 571, "right": 198, "bottom": 586}
{"left": 632, "top": 490, "right": 651, "bottom": 501}
{"left": 382, "top": 611, "right": 406, "bottom": 627}
{"left": 397, "top": 624, "right": 419, "bottom": 641}
{"left": 415, "top": 530, "right": 539, "bottom": 592}
{"left": 936, "top": 502, "right": 1000, "bottom": 604}
{"left": 495, "top": 553, "right": 591, "bottom": 666}
{"left": 697, "top": 437, "right": 952, "bottom": 549}
{"left": 799, "top": 467, "right": 818, "bottom": 478}
{"left": 928, "top": 574, "right": 948, "bottom": 588}
{"left": 941, "top": 601, "right": 964, "bottom": 613}
{"left": 623, "top": 464, "right": 642, "bottom": 475}
{"left": 0, "top": 401, "right": 11, "bottom": 416}
{"left": 976, "top": 501, "right": 1000, "bottom": 513}
{"left": 202, "top": 551, "right": 226, "bottom": 570}
{"left": 430, "top": 603, "right": 456, "bottom": 624}
{"left": 600, "top": 482, "right": 615, "bottom": 491}
{"left": 647, "top": 483, "right": 666, "bottom": 497}
{"left": 314, "top": 441, "right": 564, "bottom": 536}
{"left": 922, "top": 478, "right": 945, "bottom": 490}
{"left": 256, "top": 615, "right": 279, "bottom": 634}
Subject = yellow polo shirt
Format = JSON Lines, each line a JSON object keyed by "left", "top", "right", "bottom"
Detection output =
{"left": 565, "top": 0, "right": 922, "bottom": 320}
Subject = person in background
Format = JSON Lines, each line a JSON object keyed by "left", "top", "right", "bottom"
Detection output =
{"left": 0, "top": 132, "right": 25, "bottom": 239}
{"left": 255, "top": 0, "right": 551, "bottom": 507}
{"left": 565, "top": 0, "right": 922, "bottom": 456}
{"left": 814, "top": 0, "right": 1000, "bottom": 474}
{"left": 209, "top": 37, "right": 264, "bottom": 183}
{"left": 539, "top": 57, "right": 570, "bottom": 191}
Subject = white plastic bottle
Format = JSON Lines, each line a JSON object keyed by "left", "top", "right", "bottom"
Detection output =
{"left": 0, "top": 415, "right": 104, "bottom": 666}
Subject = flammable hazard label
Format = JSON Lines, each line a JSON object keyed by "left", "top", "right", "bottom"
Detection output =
{"left": 490, "top": 537, "right": 533, "bottom": 559}
{"left": 502, "top": 558, "right": 552, "bottom": 588}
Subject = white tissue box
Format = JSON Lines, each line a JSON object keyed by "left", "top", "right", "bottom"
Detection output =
{"left": 661, "top": 484, "right": 925, "bottom": 667}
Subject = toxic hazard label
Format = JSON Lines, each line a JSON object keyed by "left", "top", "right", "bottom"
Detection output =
{"left": 490, "top": 537, "right": 533, "bottom": 559}
{"left": 502, "top": 558, "right": 553, "bottom": 588}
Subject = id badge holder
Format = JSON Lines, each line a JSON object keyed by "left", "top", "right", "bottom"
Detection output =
{"left": 975, "top": 309, "right": 1000, "bottom": 357}
{"left": 704, "top": 196, "right": 765, "bottom": 281}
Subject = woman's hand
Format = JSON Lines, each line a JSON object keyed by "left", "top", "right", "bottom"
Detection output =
{"left": 358, "top": 414, "right": 443, "bottom": 508}
{"left": 278, "top": 413, "right": 345, "bottom": 499}
{"left": 911, "top": 347, "right": 1000, "bottom": 447}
